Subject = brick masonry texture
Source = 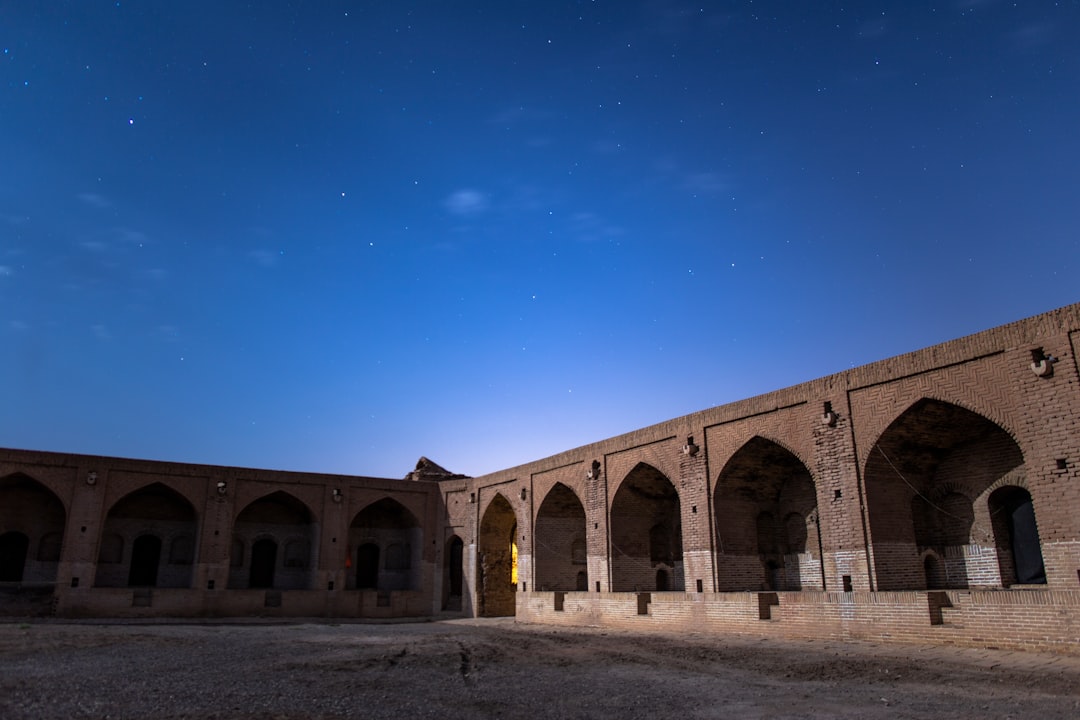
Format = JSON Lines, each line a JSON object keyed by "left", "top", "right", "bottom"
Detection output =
{"left": 2, "top": 302, "right": 1080, "bottom": 653}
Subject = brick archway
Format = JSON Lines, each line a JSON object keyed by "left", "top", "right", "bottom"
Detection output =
{"left": 610, "top": 463, "right": 682, "bottom": 592}
{"left": 534, "top": 482, "right": 587, "bottom": 592}
{"left": 0, "top": 473, "right": 66, "bottom": 583}
{"left": 229, "top": 491, "right": 314, "bottom": 590}
{"left": 478, "top": 493, "right": 517, "bottom": 617}
{"left": 95, "top": 483, "right": 196, "bottom": 589}
{"left": 714, "top": 437, "right": 821, "bottom": 591}
{"left": 864, "top": 398, "right": 1027, "bottom": 590}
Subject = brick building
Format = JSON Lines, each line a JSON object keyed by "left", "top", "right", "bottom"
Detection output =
{"left": 3, "top": 303, "right": 1079, "bottom": 652}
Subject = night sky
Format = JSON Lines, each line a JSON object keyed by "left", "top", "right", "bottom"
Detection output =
{"left": 3, "top": 2, "right": 1078, "bottom": 478}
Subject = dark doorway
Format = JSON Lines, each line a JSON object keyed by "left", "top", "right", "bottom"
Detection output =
{"left": 448, "top": 536, "right": 463, "bottom": 596}
{"left": 249, "top": 538, "right": 278, "bottom": 589}
{"left": 0, "top": 531, "right": 30, "bottom": 582}
{"left": 656, "top": 568, "right": 669, "bottom": 591}
{"left": 356, "top": 543, "right": 379, "bottom": 589}
{"left": 988, "top": 486, "right": 1047, "bottom": 586}
{"left": 127, "top": 535, "right": 162, "bottom": 587}
{"left": 1002, "top": 490, "right": 1046, "bottom": 584}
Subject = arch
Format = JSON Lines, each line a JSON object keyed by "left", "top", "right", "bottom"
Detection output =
{"left": 442, "top": 535, "right": 464, "bottom": 611}
{"left": 0, "top": 473, "right": 66, "bottom": 583}
{"left": 863, "top": 398, "right": 1024, "bottom": 590}
{"left": 534, "top": 483, "right": 587, "bottom": 591}
{"left": 478, "top": 493, "right": 518, "bottom": 616}
{"left": 714, "top": 437, "right": 821, "bottom": 591}
{"left": 229, "top": 491, "right": 315, "bottom": 590}
{"left": 348, "top": 497, "right": 422, "bottom": 592}
{"left": 95, "top": 483, "right": 196, "bottom": 589}
{"left": 0, "top": 532, "right": 30, "bottom": 582}
{"left": 988, "top": 486, "right": 1046, "bottom": 586}
{"left": 610, "top": 463, "right": 683, "bottom": 592}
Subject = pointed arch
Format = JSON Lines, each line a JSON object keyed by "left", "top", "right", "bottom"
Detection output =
{"left": 534, "top": 482, "right": 587, "bottom": 592}
{"left": 610, "top": 463, "right": 683, "bottom": 592}
{"left": 863, "top": 398, "right": 1028, "bottom": 590}
{"left": 228, "top": 491, "right": 315, "bottom": 590}
{"left": 0, "top": 473, "right": 66, "bottom": 583}
{"left": 348, "top": 497, "right": 423, "bottom": 592}
{"left": 478, "top": 493, "right": 518, "bottom": 616}
{"left": 713, "top": 437, "right": 821, "bottom": 591}
{"left": 94, "top": 483, "right": 196, "bottom": 589}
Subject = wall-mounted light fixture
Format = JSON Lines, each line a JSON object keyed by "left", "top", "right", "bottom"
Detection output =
{"left": 216, "top": 481, "right": 228, "bottom": 496}
{"left": 682, "top": 436, "right": 700, "bottom": 456}
{"left": 86, "top": 471, "right": 98, "bottom": 486}
{"left": 822, "top": 401, "right": 838, "bottom": 427}
{"left": 1030, "top": 348, "right": 1057, "bottom": 377}
{"left": 586, "top": 459, "right": 601, "bottom": 480}
{"left": 332, "top": 488, "right": 343, "bottom": 503}
{"left": 520, "top": 488, "right": 527, "bottom": 501}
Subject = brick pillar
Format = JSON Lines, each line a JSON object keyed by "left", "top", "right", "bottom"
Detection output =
{"left": 815, "top": 393, "right": 873, "bottom": 591}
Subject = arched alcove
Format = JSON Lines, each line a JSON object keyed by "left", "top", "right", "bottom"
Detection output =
{"left": 228, "top": 492, "right": 315, "bottom": 590}
{"left": 95, "top": 483, "right": 196, "bottom": 589}
{"left": 0, "top": 473, "right": 66, "bottom": 583}
{"left": 534, "top": 483, "right": 587, "bottom": 591}
{"left": 714, "top": 438, "right": 821, "bottom": 591}
{"left": 610, "top": 463, "right": 683, "bottom": 592}
{"left": 864, "top": 398, "right": 1029, "bottom": 590}
{"left": 478, "top": 494, "right": 518, "bottom": 616}
{"left": 348, "top": 498, "right": 422, "bottom": 592}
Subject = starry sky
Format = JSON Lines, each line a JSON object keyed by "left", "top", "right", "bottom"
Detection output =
{"left": 2, "top": 1, "right": 1078, "bottom": 479}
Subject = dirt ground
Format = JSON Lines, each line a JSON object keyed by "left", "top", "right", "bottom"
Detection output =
{"left": 1, "top": 618, "right": 1078, "bottom": 719}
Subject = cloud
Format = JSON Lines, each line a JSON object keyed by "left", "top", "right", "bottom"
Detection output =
{"left": 444, "top": 189, "right": 490, "bottom": 216}
{"left": 0, "top": 265, "right": 11, "bottom": 277}
{"left": 78, "top": 193, "right": 111, "bottom": 209}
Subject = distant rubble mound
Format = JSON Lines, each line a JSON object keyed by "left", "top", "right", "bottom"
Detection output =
{"left": 404, "top": 456, "right": 470, "bottom": 482}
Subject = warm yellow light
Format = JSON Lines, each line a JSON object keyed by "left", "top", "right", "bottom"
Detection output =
{"left": 510, "top": 540, "right": 518, "bottom": 585}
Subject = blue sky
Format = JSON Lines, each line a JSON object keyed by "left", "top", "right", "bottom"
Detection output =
{"left": 2, "top": 1, "right": 1078, "bottom": 478}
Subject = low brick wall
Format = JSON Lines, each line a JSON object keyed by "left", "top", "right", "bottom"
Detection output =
{"left": 52, "top": 588, "right": 429, "bottom": 619}
{"left": 516, "top": 589, "right": 1080, "bottom": 654}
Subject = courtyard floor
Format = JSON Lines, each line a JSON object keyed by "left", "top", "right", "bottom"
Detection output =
{"left": 1, "top": 617, "right": 1078, "bottom": 719}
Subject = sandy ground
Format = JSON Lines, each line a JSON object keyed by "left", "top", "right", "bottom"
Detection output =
{"left": 1, "top": 618, "right": 1078, "bottom": 719}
